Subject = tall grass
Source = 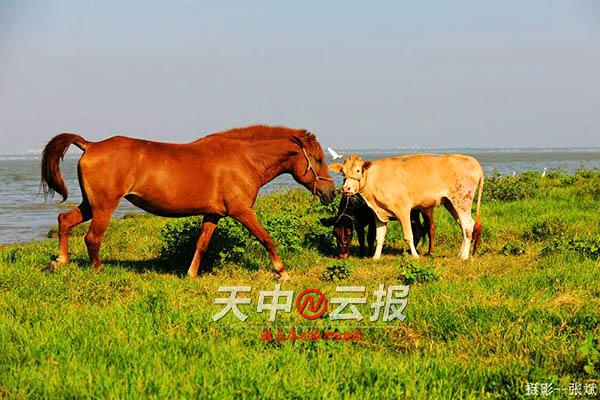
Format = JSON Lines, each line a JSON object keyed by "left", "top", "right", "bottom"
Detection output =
{"left": 0, "top": 171, "right": 599, "bottom": 398}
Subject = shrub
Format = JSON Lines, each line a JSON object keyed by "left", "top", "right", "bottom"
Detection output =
{"left": 577, "top": 334, "right": 600, "bottom": 376}
{"left": 575, "top": 178, "right": 600, "bottom": 200}
{"left": 484, "top": 173, "right": 541, "bottom": 202}
{"left": 541, "top": 237, "right": 600, "bottom": 260}
{"left": 158, "top": 189, "right": 339, "bottom": 269}
{"left": 321, "top": 261, "right": 353, "bottom": 282}
{"left": 159, "top": 216, "right": 251, "bottom": 268}
{"left": 398, "top": 259, "right": 440, "bottom": 284}
{"left": 523, "top": 219, "right": 567, "bottom": 242}
{"left": 499, "top": 241, "right": 526, "bottom": 256}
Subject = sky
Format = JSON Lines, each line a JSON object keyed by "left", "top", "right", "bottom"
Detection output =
{"left": 1, "top": 0, "right": 599, "bottom": 153}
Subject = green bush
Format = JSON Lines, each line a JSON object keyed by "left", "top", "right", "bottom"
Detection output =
{"left": 523, "top": 219, "right": 567, "bottom": 242}
{"left": 541, "top": 237, "right": 600, "bottom": 260}
{"left": 398, "top": 259, "right": 440, "bottom": 284}
{"left": 575, "top": 178, "right": 600, "bottom": 200}
{"left": 158, "top": 190, "right": 338, "bottom": 269}
{"left": 158, "top": 216, "right": 251, "bottom": 268}
{"left": 499, "top": 241, "right": 527, "bottom": 256}
{"left": 484, "top": 172, "right": 541, "bottom": 202}
{"left": 577, "top": 334, "right": 600, "bottom": 376}
{"left": 321, "top": 261, "right": 353, "bottom": 282}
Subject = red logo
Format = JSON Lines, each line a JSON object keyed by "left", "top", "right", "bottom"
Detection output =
{"left": 295, "top": 288, "right": 328, "bottom": 319}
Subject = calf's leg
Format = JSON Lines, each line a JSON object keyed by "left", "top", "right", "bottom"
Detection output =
{"left": 422, "top": 208, "right": 435, "bottom": 255}
{"left": 367, "top": 218, "right": 376, "bottom": 257}
{"left": 410, "top": 209, "right": 424, "bottom": 252}
{"left": 356, "top": 224, "right": 366, "bottom": 257}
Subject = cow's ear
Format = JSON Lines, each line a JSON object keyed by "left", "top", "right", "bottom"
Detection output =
{"left": 320, "top": 217, "right": 336, "bottom": 227}
{"left": 329, "top": 163, "right": 344, "bottom": 173}
{"left": 362, "top": 161, "right": 372, "bottom": 171}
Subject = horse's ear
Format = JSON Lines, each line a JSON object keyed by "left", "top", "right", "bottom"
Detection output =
{"left": 329, "top": 163, "right": 344, "bottom": 173}
{"left": 362, "top": 161, "right": 372, "bottom": 171}
{"left": 320, "top": 217, "right": 336, "bottom": 227}
{"left": 291, "top": 135, "right": 304, "bottom": 148}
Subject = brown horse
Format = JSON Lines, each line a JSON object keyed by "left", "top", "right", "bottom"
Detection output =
{"left": 41, "top": 125, "right": 336, "bottom": 280}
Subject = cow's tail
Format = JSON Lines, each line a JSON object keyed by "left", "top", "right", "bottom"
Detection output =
{"left": 41, "top": 133, "right": 90, "bottom": 202}
{"left": 472, "top": 172, "right": 484, "bottom": 255}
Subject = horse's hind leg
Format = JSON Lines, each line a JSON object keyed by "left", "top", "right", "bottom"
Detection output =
{"left": 50, "top": 201, "right": 92, "bottom": 269}
{"left": 187, "top": 215, "right": 221, "bottom": 277}
{"left": 85, "top": 204, "right": 118, "bottom": 271}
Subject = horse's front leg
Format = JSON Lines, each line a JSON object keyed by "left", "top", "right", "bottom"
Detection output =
{"left": 187, "top": 214, "right": 221, "bottom": 278}
{"left": 233, "top": 209, "right": 289, "bottom": 281}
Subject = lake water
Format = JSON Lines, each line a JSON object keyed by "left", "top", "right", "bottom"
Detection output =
{"left": 1, "top": 148, "right": 600, "bottom": 244}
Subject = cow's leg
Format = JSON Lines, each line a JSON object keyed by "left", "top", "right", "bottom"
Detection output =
{"left": 397, "top": 210, "right": 419, "bottom": 258}
{"left": 373, "top": 219, "right": 388, "bottom": 260}
{"left": 51, "top": 200, "right": 92, "bottom": 269}
{"left": 85, "top": 203, "right": 118, "bottom": 271}
{"left": 356, "top": 224, "right": 366, "bottom": 257}
{"left": 233, "top": 210, "right": 288, "bottom": 281}
{"left": 187, "top": 215, "right": 221, "bottom": 277}
{"left": 457, "top": 211, "right": 475, "bottom": 260}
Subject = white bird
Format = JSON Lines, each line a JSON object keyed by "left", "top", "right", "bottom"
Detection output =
{"left": 541, "top": 167, "right": 547, "bottom": 177}
{"left": 512, "top": 171, "right": 516, "bottom": 177}
{"left": 327, "top": 147, "right": 343, "bottom": 160}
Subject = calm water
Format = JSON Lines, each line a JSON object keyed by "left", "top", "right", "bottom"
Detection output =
{"left": 1, "top": 148, "right": 600, "bottom": 244}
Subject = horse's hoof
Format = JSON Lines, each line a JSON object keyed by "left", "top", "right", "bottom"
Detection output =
{"left": 44, "top": 260, "right": 61, "bottom": 272}
{"left": 278, "top": 271, "right": 290, "bottom": 282}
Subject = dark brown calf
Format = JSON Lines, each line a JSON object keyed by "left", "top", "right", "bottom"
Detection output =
{"left": 321, "top": 195, "right": 436, "bottom": 258}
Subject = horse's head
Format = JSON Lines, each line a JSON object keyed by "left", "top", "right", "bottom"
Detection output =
{"left": 290, "top": 131, "right": 336, "bottom": 204}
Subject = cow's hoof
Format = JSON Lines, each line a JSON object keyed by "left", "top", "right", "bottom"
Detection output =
{"left": 278, "top": 271, "right": 290, "bottom": 282}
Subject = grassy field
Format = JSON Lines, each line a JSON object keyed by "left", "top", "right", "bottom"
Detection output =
{"left": 1, "top": 171, "right": 599, "bottom": 399}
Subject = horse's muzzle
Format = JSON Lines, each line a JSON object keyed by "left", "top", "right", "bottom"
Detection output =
{"left": 319, "top": 187, "right": 336, "bottom": 205}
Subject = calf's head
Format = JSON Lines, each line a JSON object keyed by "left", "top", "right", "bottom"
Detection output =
{"left": 329, "top": 155, "right": 372, "bottom": 196}
{"left": 320, "top": 214, "right": 353, "bottom": 259}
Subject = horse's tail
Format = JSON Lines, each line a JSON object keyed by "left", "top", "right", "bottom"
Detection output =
{"left": 41, "top": 133, "right": 90, "bottom": 202}
{"left": 472, "top": 171, "right": 484, "bottom": 255}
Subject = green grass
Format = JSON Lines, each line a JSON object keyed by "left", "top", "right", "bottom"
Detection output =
{"left": 1, "top": 172, "right": 599, "bottom": 399}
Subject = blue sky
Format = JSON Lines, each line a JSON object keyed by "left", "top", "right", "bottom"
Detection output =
{"left": 1, "top": 1, "right": 599, "bottom": 152}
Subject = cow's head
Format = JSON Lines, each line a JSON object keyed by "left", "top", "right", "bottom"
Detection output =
{"left": 320, "top": 214, "right": 353, "bottom": 259}
{"left": 329, "top": 155, "right": 372, "bottom": 196}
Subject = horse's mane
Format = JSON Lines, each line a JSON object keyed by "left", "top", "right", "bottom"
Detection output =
{"left": 199, "top": 125, "right": 318, "bottom": 146}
